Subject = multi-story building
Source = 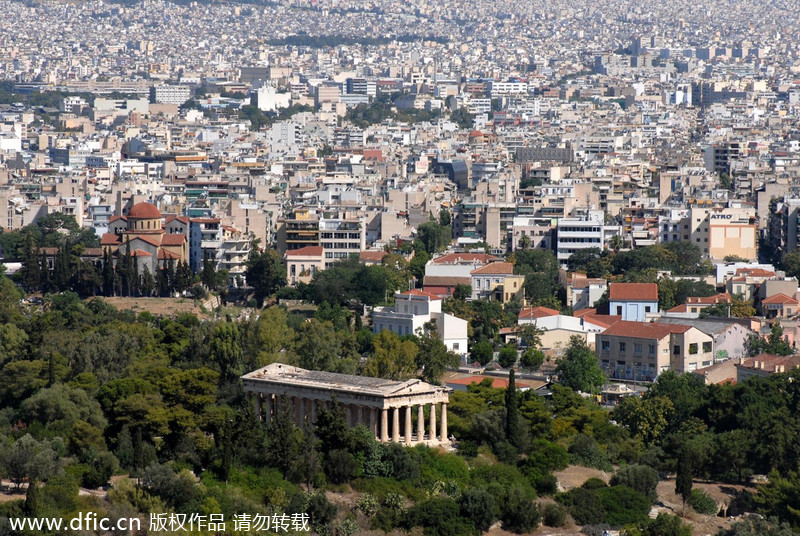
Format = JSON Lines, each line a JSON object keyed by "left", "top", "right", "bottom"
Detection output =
{"left": 277, "top": 209, "right": 365, "bottom": 268}
{"left": 469, "top": 262, "right": 525, "bottom": 303}
{"left": 189, "top": 217, "right": 222, "bottom": 273}
{"left": 372, "top": 290, "right": 468, "bottom": 356}
{"left": 679, "top": 205, "right": 757, "bottom": 261}
{"left": 152, "top": 85, "right": 192, "bottom": 105}
{"left": 556, "top": 212, "right": 622, "bottom": 266}
{"left": 596, "top": 321, "right": 715, "bottom": 380}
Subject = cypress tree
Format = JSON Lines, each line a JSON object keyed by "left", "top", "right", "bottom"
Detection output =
{"left": 505, "top": 368, "right": 520, "bottom": 447}
{"left": 675, "top": 453, "right": 693, "bottom": 515}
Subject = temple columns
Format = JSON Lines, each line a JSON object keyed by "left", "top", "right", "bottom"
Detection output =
{"left": 381, "top": 408, "right": 389, "bottom": 442}
{"left": 404, "top": 406, "right": 412, "bottom": 445}
{"left": 392, "top": 407, "right": 400, "bottom": 442}
{"left": 429, "top": 403, "right": 437, "bottom": 441}
{"left": 440, "top": 403, "right": 448, "bottom": 442}
{"left": 417, "top": 404, "right": 425, "bottom": 441}
{"left": 254, "top": 394, "right": 262, "bottom": 421}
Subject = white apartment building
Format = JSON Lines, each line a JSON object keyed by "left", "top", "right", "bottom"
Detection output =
{"left": 153, "top": 85, "right": 192, "bottom": 105}
{"left": 556, "top": 211, "right": 622, "bottom": 266}
{"left": 372, "top": 290, "right": 469, "bottom": 356}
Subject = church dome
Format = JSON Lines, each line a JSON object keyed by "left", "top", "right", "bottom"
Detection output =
{"left": 128, "top": 202, "right": 161, "bottom": 219}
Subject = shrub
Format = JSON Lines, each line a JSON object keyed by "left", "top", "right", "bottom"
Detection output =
{"left": 642, "top": 513, "right": 692, "bottom": 536}
{"left": 688, "top": 489, "right": 718, "bottom": 515}
{"left": 406, "top": 497, "right": 478, "bottom": 536}
{"left": 325, "top": 449, "right": 357, "bottom": 484}
{"left": 500, "top": 485, "right": 540, "bottom": 533}
{"left": 610, "top": 464, "right": 659, "bottom": 502}
{"left": 383, "top": 442, "right": 420, "bottom": 480}
{"left": 304, "top": 492, "right": 337, "bottom": 532}
{"left": 531, "top": 472, "right": 559, "bottom": 495}
{"left": 523, "top": 439, "right": 570, "bottom": 473}
{"left": 459, "top": 487, "right": 495, "bottom": 532}
{"left": 582, "top": 477, "right": 608, "bottom": 490}
{"left": 556, "top": 487, "right": 605, "bottom": 525}
{"left": 569, "top": 434, "right": 612, "bottom": 471}
{"left": 458, "top": 440, "right": 478, "bottom": 458}
{"left": 596, "top": 485, "right": 651, "bottom": 526}
{"left": 541, "top": 503, "right": 567, "bottom": 527}
{"left": 356, "top": 493, "right": 379, "bottom": 517}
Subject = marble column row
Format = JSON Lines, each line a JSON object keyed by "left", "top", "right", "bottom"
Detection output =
{"left": 253, "top": 393, "right": 448, "bottom": 444}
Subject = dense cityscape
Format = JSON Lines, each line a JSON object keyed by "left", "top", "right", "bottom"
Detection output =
{"left": 2, "top": 0, "right": 800, "bottom": 534}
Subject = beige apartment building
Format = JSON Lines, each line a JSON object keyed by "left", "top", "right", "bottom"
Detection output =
{"left": 596, "top": 321, "right": 715, "bottom": 381}
{"left": 680, "top": 205, "right": 757, "bottom": 261}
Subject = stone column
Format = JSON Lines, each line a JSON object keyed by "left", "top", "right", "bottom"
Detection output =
{"left": 310, "top": 399, "right": 317, "bottom": 423}
{"left": 254, "top": 394, "right": 262, "bottom": 421}
{"left": 370, "top": 407, "right": 378, "bottom": 438}
{"left": 440, "top": 403, "right": 448, "bottom": 442}
{"left": 392, "top": 407, "right": 400, "bottom": 442}
{"left": 265, "top": 395, "right": 273, "bottom": 423}
{"left": 404, "top": 406, "right": 412, "bottom": 445}
{"left": 294, "top": 397, "right": 303, "bottom": 425}
{"left": 417, "top": 404, "right": 425, "bottom": 442}
{"left": 381, "top": 408, "right": 389, "bottom": 442}
{"left": 345, "top": 405, "right": 352, "bottom": 426}
{"left": 429, "top": 403, "right": 437, "bottom": 442}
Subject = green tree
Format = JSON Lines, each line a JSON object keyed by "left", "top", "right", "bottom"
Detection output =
{"left": 417, "top": 331, "right": 459, "bottom": 384}
{"left": 642, "top": 513, "right": 692, "bottom": 536}
{"left": 416, "top": 220, "right": 452, "bottom": 254}
{"left": 246, "top": 248, "right": 286, "bottom": 306}
{"left": 498, "top": 344, "right": 518, "bottom": 369}
{"left": 459, "top": 487, "right": 495, "bottom": 532}
{"left": 675, "top": 453, "right": 693, "bottom": 514}
{"left": 363, "top": 330, "right": 419, "bottom": 380}
{"left": 264, "top": 397, "right": 301, "bottom": 475}
{"left": 471, "top": 340, "right": 494, "bottom": 366}
{"left": 610, "top": 464, "right": 660, "bottom": 502}
{"left": 505, "top": 369, "right": 520, "bottom": 448}
{"left": 612, "top": 395, "right": 675, "bottom": 446}
{"left": 556, "top": 336, "right": 606, "bottom": 394}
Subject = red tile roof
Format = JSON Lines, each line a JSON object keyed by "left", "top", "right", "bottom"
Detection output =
{"left": 735, "top": 268, "right": 775, "bottom": 278}
{"left": 687, "top": 293, "right": 732, "bottom": 305}
{"left": 518, "top": 306, "right": 560, "bottom": 320}
{"left": 581, "top": 314, "right": 622, "bottom": 329}
{"left": 285, "top": 246, "right": 324, "bottom": 257}
{"left": 761, "top": 293, "right": 799, "bottom": 305}
{"left": 128, "top": 202, "right": 161, "bottom": 219}
{"left": 160, "top": 234, "right": 186, "bottom": 246}
{"left": 601, "top": 320, "right": 691, "bottom": 339}
{"left": 157, "top": 250, "right": 181, "bottom": 260}
{"left": 471, "top": 262, "right": 515, "bottom": 275}
{"left": 129, "top": 249, "right": 152, "bottom": 257}
{"left": 739, "top": 353, "right": 800, "bottom": 373}
{"left": 100, "top": 234, "right": 121, "bottom": 246}
{"left": 609, "top": 282, "right": 658, "bottom": 301}
{"left": 359, "top": 251, "right": 388, "bottom": 262}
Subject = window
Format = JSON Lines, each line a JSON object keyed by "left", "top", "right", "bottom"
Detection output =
{"left": 453, "top": 343, "right": 460, "bottom": 351}
{"left": 673, "top": 345, "right": 680, "bottom": 354}
{"left": 619, "top": 342, "right": 626, "bottom": 353}
{"left": 634, "top": 343, "right": 642, "bottom": 354}
{"left": 689, "top": 343, "right": 698, "bottom": 355}
{"left": 645, "top": 306, "right": 651, "bottom": 313}
{"left": 616, "top": 306, "right": 623, "bottom": 315}
{"left": 702, "top": 341, "right": 712, "bottom": 353}
{"left": 601, "top": 340, "right": 610, "bottom": 350}
{"left": 648, "top": 344, "right": 656, "bottom": 355}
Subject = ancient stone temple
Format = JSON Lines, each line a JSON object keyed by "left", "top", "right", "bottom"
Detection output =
{"left": 241, "top": 363, "right": 452, "bottom": 445}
